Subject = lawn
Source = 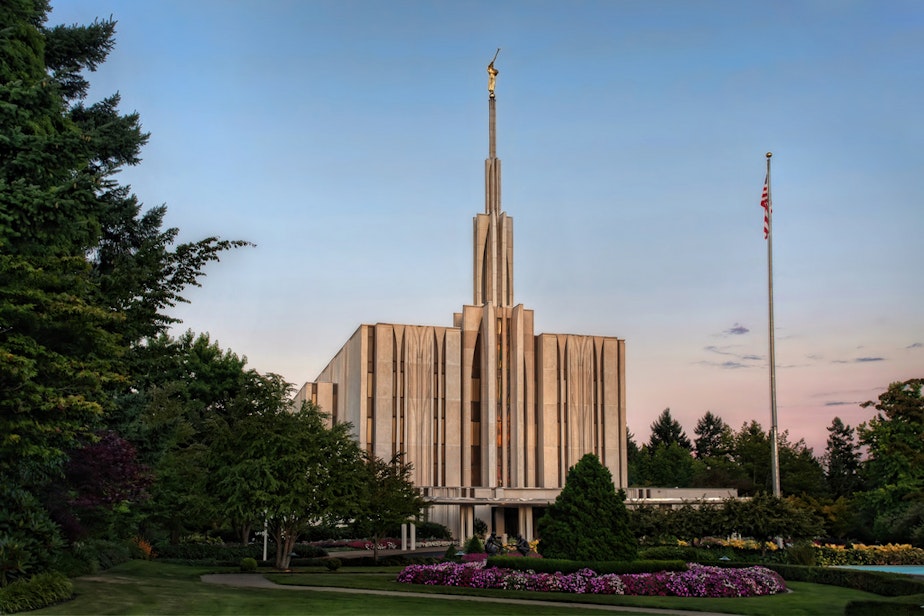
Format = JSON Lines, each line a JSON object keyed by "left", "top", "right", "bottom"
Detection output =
{"left": 31, "top": 560, "right": 918, "bottom": 616}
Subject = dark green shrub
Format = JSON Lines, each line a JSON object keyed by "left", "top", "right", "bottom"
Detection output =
{"left": 154, "top": 543, "right": 261, "bottom": 561}
{"left": 845, "top": 599, "right": 924, "bottom": 615}
{"left": 473, "top": 519, "right": 488, "bottom": 538}
{"left": 416, "top": 522, "right": 452, "bottom": 540}
{"left": 462, "top": 535, "right": 484, "bottom": 554}
{"left": 443, "top": 543, "right": 460, "bottom": 562}
{"left": 292, "top": 544, "right": 328, "bottom": 558}
{"left": 0, "top": 572, "right": 72, "bottom": 613}
{"left": 761, "top": 564, "right": 924, "bottom": 596}
{"left": 0, "top": 487, "right": 65, "bottom": 585}
{"left": 638, "top": 545, "right": 716, "bottom": 562}
{"left": 487, "top": 556, "right": 686, "bottom": 575}
{"left": 325, "top": 557, "right": 342, "bottom": 571}
{"left": 240, "top": 558, "right": 258, "bottom": 572}
{"left": 786, "top": 542, "right": 817, "bottom": 566}
{"left": 537, "top": 454, "right": 638, "bottom": 561}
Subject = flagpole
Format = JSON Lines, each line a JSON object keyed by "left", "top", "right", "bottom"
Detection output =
{"left": 765, "top": 151, "right": 781, "bottom": 498}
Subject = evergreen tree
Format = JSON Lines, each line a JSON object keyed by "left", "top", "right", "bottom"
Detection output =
{"left": 0, "top": 1, "right": 246, "bottom": 578}
{"left": 693, "top": 411, "right": 731, "bottom": 459}
{"left": 648, "top": 408, "right": 692, "bottom": 451}
{"left": 731, "top": 421, "right": 770, "bottom": 496}
{"left": 822, "top": 417, "right": 861, "bottom": 499}
{"left": 626, "top": 427, "right": 641, "bottom": 486}
{"left": 778, "top": 432, "right": 827, "bottom": 497}
{"left": 536, "top": 453, "right": 637, "bottom": 561}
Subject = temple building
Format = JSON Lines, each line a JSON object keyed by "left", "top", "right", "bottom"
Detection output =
{"left": 295, "top": 61, "right": 628, "bottom": 542}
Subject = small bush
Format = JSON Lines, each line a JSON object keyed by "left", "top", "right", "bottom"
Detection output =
{"left": 462, "top": 535, "right": 484, "bottom": 554}
{"left": 0, "top": 572, "right": 72, "bottom": 613}
{"left": 240, "top": 558, "right": 258, "bottom": 572}
{"left": 292, "top": 544, "right": 328, "bottom": 558}
{"left": 786, "top": 543, "right": 816, "bottom": 566}
{"left": 443, "top": 543, "right": 460, "bottom": 562}
{"left": 473, "top": 519, "right": 488, "bottom": 538}
{"left": 129, "top": 536, "right": 156, "bottom": 561}
{"left": 325, "top": 558, "right": 342, "bottom": 571}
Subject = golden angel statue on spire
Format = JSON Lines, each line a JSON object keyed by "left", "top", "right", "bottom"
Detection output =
{"left": 487, "top": 48, "right": 500, "bottom": 97}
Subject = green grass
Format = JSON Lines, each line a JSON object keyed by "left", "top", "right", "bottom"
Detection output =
{"left": 30, "top": 560, "right": 923, "bottom": 616}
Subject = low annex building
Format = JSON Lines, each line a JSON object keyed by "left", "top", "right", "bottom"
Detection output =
{"left": 295, "top": 62, "right": 628, "bottom": 542}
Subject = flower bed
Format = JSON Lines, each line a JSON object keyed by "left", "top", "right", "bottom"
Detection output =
{"left": 396, "top": 561, "right": 786, "bottom": 597}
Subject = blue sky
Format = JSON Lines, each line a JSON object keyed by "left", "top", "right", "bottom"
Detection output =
{"left": 49, "top": 0, "right": 923, "bottom": 453}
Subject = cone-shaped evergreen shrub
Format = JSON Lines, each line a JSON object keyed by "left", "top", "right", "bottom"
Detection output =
{"left": 537, "top": 453, "right": 638, "bottom": 561}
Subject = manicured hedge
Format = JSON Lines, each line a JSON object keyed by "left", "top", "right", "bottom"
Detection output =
{"left": 845, "top": 599, "right": 924, "bottom": 615}
{"left": 155, "top": 542, "right": 327, "bottom": 563}
{"left": 758, "top": 563, "right": 924, "bottom": 596}
{"left": 0, "top": 572, "right": 72, "bottom": 613}
{"left": 638, "top": 546, "right": 720, "bottom": 562}
{"left": 486, "top": 556, "right": 687, "bottom": 575}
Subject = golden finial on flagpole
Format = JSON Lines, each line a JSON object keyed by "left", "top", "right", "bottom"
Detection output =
{"left": 766, "top": 152, "right": 773, "bottom": 158}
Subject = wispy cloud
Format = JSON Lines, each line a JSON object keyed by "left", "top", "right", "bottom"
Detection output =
{"left": 824, "top": 401, "right": 858, "bottom": 407}
{"left": 699, "top": 345, "right": 763, "bottom": 369}
{"left": 908, "top": 342, "right": 923, "bottom": 350}
{"left": 832, "top": 356, "right": 886, "bottom": 364}
{"left": 724, "top": 323, "right": 749, "bottom": 336}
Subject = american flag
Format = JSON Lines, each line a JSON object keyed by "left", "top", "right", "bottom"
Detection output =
{"left": 760, "top": 174, "right": 771, "bottom": 239}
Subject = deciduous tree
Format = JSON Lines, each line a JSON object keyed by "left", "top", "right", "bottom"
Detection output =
{"left": 352, "top": 453, "right": 428, "bottom": 562}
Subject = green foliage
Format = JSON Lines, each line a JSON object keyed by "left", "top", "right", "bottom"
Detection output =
{"left": 785, "top": 542, "right": 817, "bottom": 566}
{"left": 0, "top": 571, "right": 73, "bottom": 614}
{"left": 351, "top": 452, "right": 428, "bottom": 562}
{"left": 473, "top": 518, "right": 488, "bottom": 538}
{"left": 154, "top": 543, "right": 262, "bottom": 562}
{"left": 823, "top": 417, "right": 862, "bottom": 499}
{"left": 324, "top": 557, "right": 342, "bottom": 571}
{"left": 636, "top": 442, "right": 695, "bottom": 487}
{"left": 762, "top": 563, "right": 924, "bottom": 597}
{"left": 856, "top": 378, "right": 924, "bottom": 546}
{"left": 462, "top": 535, "right": 484, "bottom": 554}
{"left": 693, "top": 411, "right": 732, "bottom": 460}
{"left": 239, "top": 558, "right": 257, "bottom": 573}
{"left": 487, "top": 556, "right": 687, "bottom": 575}
{"left": 215, "top": 400, "right": 365, "bottom": 569}
{"left": 415, "top": 521, "right": 451, "bottom": 540}
{"left": 536, "top": 453, "right": 638, "bottom": 561}
{"left": 1, "top": 0, "right": 247, "bottom": 573}
{"left": 648, "top": 408, "right": 692, "bottom": 451}
{"left": 724, "top": 493, "right": 822, "bottom": 547}
{"left": 0, "top": 486, "right": 64, "bottom": 586}
{"left": 638, "top": 545, "right": 719, "bottom": 562}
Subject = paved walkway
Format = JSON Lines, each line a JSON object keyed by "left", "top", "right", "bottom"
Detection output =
{"left": 200, "top": 573, "right": 742, "bottom": 615}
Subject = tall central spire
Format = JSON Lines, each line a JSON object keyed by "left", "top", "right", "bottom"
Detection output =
{"left": 474, "top": 49, "right": 514, "bottom": 307}
{"left": 485, "top": 49, "right": 501, "bottom": 214}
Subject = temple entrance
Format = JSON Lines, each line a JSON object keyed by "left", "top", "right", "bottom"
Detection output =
{"left": 504, "top": 507, "right": 519, "bottom": 537}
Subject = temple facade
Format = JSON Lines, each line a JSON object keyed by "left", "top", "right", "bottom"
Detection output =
{"left": 295, "top": 69, "right": 627, "bottom": 542}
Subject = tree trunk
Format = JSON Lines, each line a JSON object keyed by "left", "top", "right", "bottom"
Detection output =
{"left": 273, "top": 528, "right": 288, "bottom": 569}
{"left": 239, "top": 523, "right": 251, "bottom": 546}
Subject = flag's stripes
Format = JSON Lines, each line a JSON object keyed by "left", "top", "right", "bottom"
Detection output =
{"left": 760, "top": 174, "right": 771, "bottom": 239}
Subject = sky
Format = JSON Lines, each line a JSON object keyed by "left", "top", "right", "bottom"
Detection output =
{"left": 49, "top": 0, "right": 923, "bottom": 455}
